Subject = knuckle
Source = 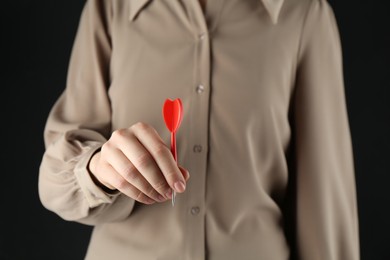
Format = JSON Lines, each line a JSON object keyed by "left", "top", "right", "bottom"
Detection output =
{"left": 100, "top": 142, "right": 111, "bottom": 153}
{"left": 115, "top": 178, "right": 128, "bottom": 190}
{"left": 111, "top": 128, "right": 128, "bottom": 140}
{"left": 153, "top": 179, "right": 169, "bottom": 192}
{"left": 132, "top": 122, "right": 150, "bottom": 132}
{"left": 153, "top": 143, "right": 169, "bottom": 158}
{"left": 145, "top": 185, "right": 157, "bottom": 198}
{"left": 164, "top": 169, "right": 180, "bottom": 182}
{"left": 122, "top": 166, "right": 139, "bottom": 182}
{"left": 133, "top": 152, "right": 153, "bottom": 170}
{"left": 121, "top": 163, "right": 136, "bottom": 176}
{"left": 135, "top": 191, "right": 144, "bottom": 201}
{"left": 134, "top": 191, "right": 150, "bottom": 204}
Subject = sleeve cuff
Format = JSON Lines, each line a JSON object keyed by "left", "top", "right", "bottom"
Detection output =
{"left": 74, "top": 143, "right": 121, "bottom": 208}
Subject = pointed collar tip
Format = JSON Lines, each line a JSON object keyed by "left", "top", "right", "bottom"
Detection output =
{"left": 129, "top": 0, "right": 152, "bottom": 21}
{"left": 261, "top": 0, "right": 285, "bottom": 24}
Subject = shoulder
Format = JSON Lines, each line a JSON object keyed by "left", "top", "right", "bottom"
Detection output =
{"left": 280, "top": 0, "right": 334, "bottom": 21}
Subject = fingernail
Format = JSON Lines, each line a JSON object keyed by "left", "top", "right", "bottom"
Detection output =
{"left": 174, "top": 181, "right": 186, "bottom": 193}
{"left": 165, "top": 189, "right": 172, "bottom": 199}
{"left": 158, "top": 194, "right": 166, "bottom": 202}
{"left": 146, "top": 198, "right": 155, "bottom": 204}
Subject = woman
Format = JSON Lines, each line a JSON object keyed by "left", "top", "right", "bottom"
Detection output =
{"left": 38, "top": 0, "right": 360, "bottom": 259}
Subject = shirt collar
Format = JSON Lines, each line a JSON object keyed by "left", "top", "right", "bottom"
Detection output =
{"left": 129, "top": 0, "right": 285, "bottom": 24}
{"left": 261, "top": 0, "right": 285, "bottom": 24}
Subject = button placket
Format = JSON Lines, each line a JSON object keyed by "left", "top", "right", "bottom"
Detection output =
{"left": 185, "top": 0, "right": 216, "bottom": 259}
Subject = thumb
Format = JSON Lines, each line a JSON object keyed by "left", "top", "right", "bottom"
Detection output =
{"left": 179, "top": 166, "right": 190, "bottom": 181}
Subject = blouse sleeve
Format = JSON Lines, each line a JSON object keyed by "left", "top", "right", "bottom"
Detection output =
{"left": 38, "top": 0, "right": 135, "bottom": 225}
{"left": 291, "top": 0, "right": 360, "bottom": 259}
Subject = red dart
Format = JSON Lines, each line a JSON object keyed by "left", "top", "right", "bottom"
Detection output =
{"left": 162, "top": 98, "right": 183, "bottom": 206}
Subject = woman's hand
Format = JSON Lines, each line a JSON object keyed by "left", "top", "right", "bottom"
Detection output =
{"left": 88, "top": 122, "right": 190, "bottom": 204}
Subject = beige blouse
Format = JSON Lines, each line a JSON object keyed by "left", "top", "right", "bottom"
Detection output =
{"left": 38, "top": 0, "right": 360, "bottom": 259}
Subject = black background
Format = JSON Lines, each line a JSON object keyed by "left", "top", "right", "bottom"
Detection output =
{"left": 2, "top": 0, "right": 389, "bottom": 259}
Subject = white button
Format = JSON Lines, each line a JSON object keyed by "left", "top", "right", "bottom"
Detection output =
{"left": 196, "top": 84, "right": 205, "bottom": 94}
{"left": 193, "top": 145, "right": 202, "bottom": 153}
{"left": 199, "top": 32, "right": 206, "bottom": 40}
{"left": 191, "top": 207, "right": 200, "bottom": 215}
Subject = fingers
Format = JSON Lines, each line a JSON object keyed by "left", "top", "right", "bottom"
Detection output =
{"left": 131, "top": 123, "right": 187, "bottom": 193}
{"left": 179, "top": 166, "right": 190, "bottom": 181}
{"left": 95, "top": 160, "right": 157, "bottom": 205}
{"left": 110, "top": 127, "right": 173, "bottom": 199}
{"left": 102, "top": 144, "right": 167, "bottom": 203}
{"left": 92, "top": 122, "right": 189, "bottom": 205}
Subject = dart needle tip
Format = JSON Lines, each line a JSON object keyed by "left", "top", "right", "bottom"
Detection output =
{"left": 172, "top": 191, "right": 176, "bottom": 207}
